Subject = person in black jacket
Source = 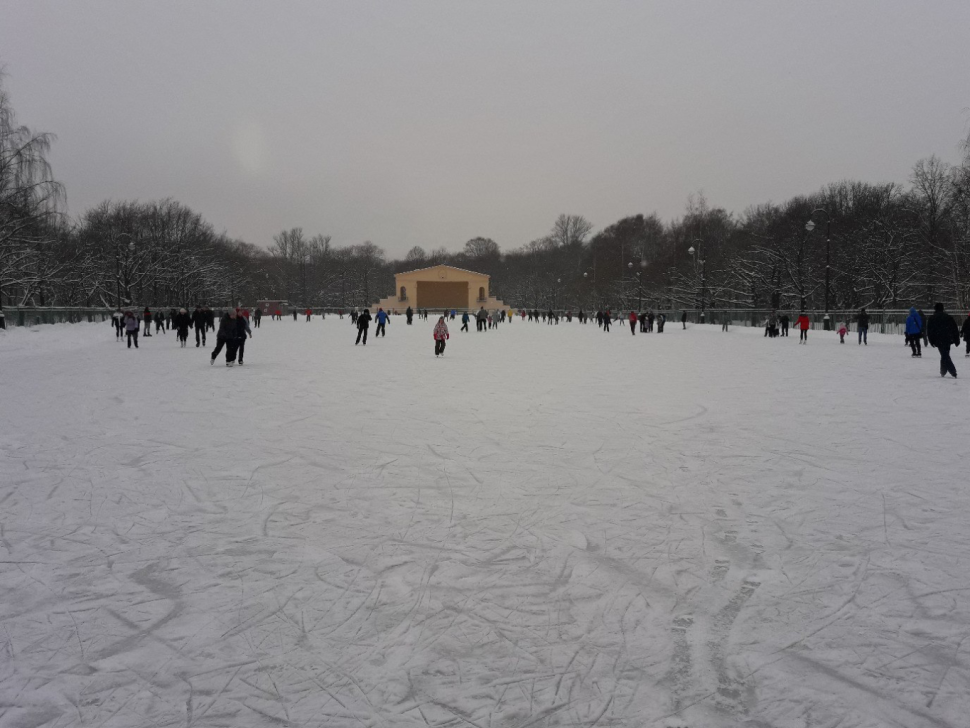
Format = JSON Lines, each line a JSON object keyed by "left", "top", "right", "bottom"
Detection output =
{"left": 173, "top": 308, "right": 192, "bottom": 347}
{"left": 211, "top": 309, "right": 244, "bottom": 366}
{"left": 857, "top": 308, "right": 870, "bottom": 345}
{"left": 962, "top": 313, "right": 970, "bottom": 357}
{"left": 192, "top": 305, "right": 207, "bottom": 347}
{"left": 355, "top": 308, "right": 372, "bottom": 345}
{"left": 926, "top": 302, "right": 960, "bottom": 378}
{"left": 153, "top": 309, "right": 166, "bottom": 334}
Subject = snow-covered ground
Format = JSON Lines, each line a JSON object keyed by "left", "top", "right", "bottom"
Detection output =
{"left": 1, "top": 316, "right": 968, "bottom": 728}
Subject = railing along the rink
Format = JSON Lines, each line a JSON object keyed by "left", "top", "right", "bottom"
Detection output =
{"left": 0, "top": 307, "right": 115, "bottom": 328}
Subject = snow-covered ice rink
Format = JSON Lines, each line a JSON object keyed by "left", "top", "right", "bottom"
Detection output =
{"left": 1, "top": 316, "right": 968, "bottom": 728}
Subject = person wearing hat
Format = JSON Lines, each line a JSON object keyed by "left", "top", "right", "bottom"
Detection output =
{"left": 433, "top": 315, "right": 449, "bottom": 357}
{"left": 173, "top": 308, "right": 192, "bottom": 347}
{"left": 926, "top": 302, "right": 960, "bottom": 378}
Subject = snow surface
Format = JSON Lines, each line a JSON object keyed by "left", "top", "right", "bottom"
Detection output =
{"left": 1, "top": 316, "right": 968, "bottom": 728}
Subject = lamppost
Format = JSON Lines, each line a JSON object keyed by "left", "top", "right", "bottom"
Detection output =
{"left": 627, "top": 257, "right": 647, "bottom": 311}
{"left": 556, "top": 277, "right": 561, "bottom": 311}
{"left": 805, "top": 209, "right": 833, "bottom": 330}
{"left": 687, "top": 241, "right": 706, "bottom": 322}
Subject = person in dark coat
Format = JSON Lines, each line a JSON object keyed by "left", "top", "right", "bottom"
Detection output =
{"left": 173, "top": 308, "right": 192, "bottom": 347}
{"left": 406, "top": 306, "right": 413, "bottom": 325}
{"left": 918, "top": 308, "right": 928, "bottom": 347}
{"left": 926, "top": 302, "right": 960, "bottom": 378}
{"left": 154, "top": 309, "right": 166, "bottom": 334}
{"left": 142, "top": 307, "right": 153, "bottom": 336}
{"left": 681, "top": 310, "right": 687, "bottom": 329}
{"left": 962, "top": 313, "right": 970, "bottom": 357}
{"left": 192, "top": 305, "right": 207, "bottom": 347}
{"left": 857, "top": 308, "right": 870, "bottom": 345}
{"left": 210, "top": 309, "right": 243, "bottom": 366}
{"left": 253, "top": 308, "right": 262, "bottom": 328}
{"left": 235, "top": 309, "right": 252, "bottom": 364}
{"left": 355, "top": 308, "right": 372, "bottom": 345}
{"left": 779, "top": 314, "right": 790, "bottom": 337}
{"left": 905, "top": 307, "right": 923, "bottom": 357}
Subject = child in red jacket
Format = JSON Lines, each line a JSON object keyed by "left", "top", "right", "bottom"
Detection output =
{"left": 837, "top": 323, "right": 848, "bottom": 343}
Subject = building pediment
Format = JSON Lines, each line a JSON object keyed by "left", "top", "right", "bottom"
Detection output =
{"left": 396, "top": 264, "right": 490, "bottom": 281}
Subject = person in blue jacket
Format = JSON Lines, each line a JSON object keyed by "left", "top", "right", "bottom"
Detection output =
{"left": 375, "top": 308, "right": 389, "bottom": 337}
{"left": 905, "top": 306, "right": 923, "bottom": 357}
{"left": 460, "top": 311, "right": 470, "bottom": 332}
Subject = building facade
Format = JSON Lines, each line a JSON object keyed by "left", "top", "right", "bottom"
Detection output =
{"left": 372, "top": 265, "right": 508, "bottom": 313}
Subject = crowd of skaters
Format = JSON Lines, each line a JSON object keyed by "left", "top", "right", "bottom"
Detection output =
{"left": 107, "top": 300, "right": 970, "bottom": 378}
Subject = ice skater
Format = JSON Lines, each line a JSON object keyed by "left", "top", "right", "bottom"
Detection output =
{"left": 172, "top": 308, "right": 190, "bottom": 346}
{"left": 927, "top": 302, "right": 959, "bottom": 378}
{"left": 905, "top": 307, "right": 923, "bottom": 357}
{"left": 857, "top": 307, "right": 869, "bottom": 345}
{"left": 154, "top": 309, "right": 166, "bottom": 334}
{"left": 192, "top": 305, "right": 207, "bottom": 347}
{"left": 124, "top": 311, "right": 139, "bottom": 348}
{"left": 461, "top": 311, "right": 470, "bottom": 332}
{"left": 253, "top": 308, "right": 262, "bottom": 328}
{"left": 112, "top": 308, "right": 124, "bottom": 340}
{"left": 837, "top": 322, "right": 848, "bottom": 343}
{"left": 681, "top": 310, "right": 687, "bottom": 329}
{"left": 962, "top": 312, "right": 970, "bottom": 357}
{"left": 143, "top": 307, "right": 153, "bottom": 336}
{"left": 375, "top": 307, "right": 388, "bottom": 337}
{"left": 629, "top": 311, "right": 637, "bottom": 335}
{"left": 434, "top": 315, "right": 449, "bottom": 356}
{"left": 406, "top": 306, "right": 413, "bottom": 325}
{"left": 355, "top": 308, "right": 372, "bottom": 345}
{"left": 795, "top": 311, "right": 811, "bottom": 343}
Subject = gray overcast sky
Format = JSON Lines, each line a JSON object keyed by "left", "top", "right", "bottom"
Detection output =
{"left": 2, "top": 1, "right": 968, "bottom": 257}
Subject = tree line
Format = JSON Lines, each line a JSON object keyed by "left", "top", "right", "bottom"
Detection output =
{"left": 2, "top": 73, "right": 969, "bottom": 313}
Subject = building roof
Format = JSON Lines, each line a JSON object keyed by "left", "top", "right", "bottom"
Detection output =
{"left": 396, "top": 264, "right": 490, "bottom": 279}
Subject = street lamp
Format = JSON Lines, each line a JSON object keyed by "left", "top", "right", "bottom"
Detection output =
{"left": 688, "top": 241, "right": 706, "bottom": 322}
{"left": 805, "top": 209, "right": 833, "bottom": 329}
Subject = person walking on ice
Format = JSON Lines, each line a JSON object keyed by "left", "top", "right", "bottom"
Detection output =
{"left": 962, "top": 311, "right": 970, "bottom": 357}
{"left": 927, "top": 302, "right": 959, "bottom": 378}
{"left": 629, "top": 311, "right": 637, "bottom": 335}
{"left": 795, "top": 311, "right": 811, "bottom": 344}
{"left": 460, "top": 311, "right": 470, "bottom": 332}
{"left": 433, "top": 315, "right": 449, "bottom": 357}
{"left": 837, "top": 322, "right": 848, "bottom": 344}
{"left": 355, "top": 308, "right": 372, "bottom": 345}
{"left": 906, "top": 307, "right": 923, "bottom": 357}
{"left": 192, "top": 305, "right": 207, "bottom": 347}
{"left": 112, "top": 308, "right": 124, "bottom": 341}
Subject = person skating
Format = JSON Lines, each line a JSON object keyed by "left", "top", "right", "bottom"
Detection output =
{"left": 962, "top": 312, "right": 970, "bottom": 357}
{"left": 721, "top": 311, "right": 729, "bottom": 332}
{"left": 355, "top": 308, "right": 372, "bottom": 345}
{"left": 657, "top": 313, "right": 665, "bottom": 333}
{"left": 192, "top": 305, "right": 207, "bottom": 347}
{"left": 210, "top": 309, "right": 242, "bottom": 365}
{"left": 629, "top": 311, "right": 637, "bottom": 335}
{"left": 681, "top": 310, "right": 687, "bottom": 329}
{"left": 406, "top": 306, "right": 413, "bottom": 325}
{"left": 918, "top": 309, "right": 928, "bottom": 347}
{"left": 857, "top": 307, "right": 870, "bottom": 345}
{"left": 927, "top": 302, "right": 959, "bottom": 378}
{"left": 477, "top": 306, "right": 488, "bottom": 332}
{"left": 174, "top": 308, "right": 191, "bottom": 347}
{"left": 603, "top": 312, "right": 611, "bottom": 332}
{"left": 433, "top": 315, "right": 449, "bottom": 357}
{"left": 204, "top": 306, "right": 214, "bottom": 332}
{"left": 779, "top": 314, "right": 790, "bottom": 337}
{"left": 837, "top": 322, "right": 848, "bottom": 344}
{"left": 154, "top": 309, "right": 166, "bottom": 334}
{"left": 111, "top": 308, "right": 124, "bottom": 341}
{"left": 795, "top": 311, "right": 811, "bottom": 343}
{"left": 905, "top": 307, "right": 923, "bottom": 357}
{"left": 460, "top": 311, "right": 470, "bottom": 332}
{"left": 375, "top": 308, "right": 389, "bottom": 337}
{"left": 168, "top": 308, "right": 176, "bottom": 330}
{"left": 124, "top": 311, "right": 140, "bottom": 348}
{"left": 236, "top": 309, "right": 252, "bottom": 364}
{"left": 253, "top": 308, "right": 262, "bottom": 328}
{"left": 143, "top": 307, "right": 153, "bottom": 336}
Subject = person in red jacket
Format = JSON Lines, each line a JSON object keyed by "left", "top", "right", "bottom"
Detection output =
{"left": 305, "top": 308, "right": 312, "bottom": 322}
{"left": 629, "top": 311, "right": 637, "bottom": 335}
{"left": 795, "top": 312, "right": 811, "bottom": 344}
{"left": 433, "top": 315, "right": 449, "bottom": 357}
